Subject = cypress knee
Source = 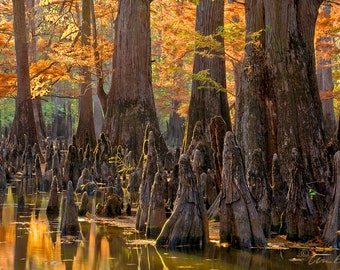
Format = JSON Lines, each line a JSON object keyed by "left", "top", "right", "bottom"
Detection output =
{"left": 156, "top": 154, "right": 208, "bottom": 249}
{"left": 286, "top": 148, "right": 318, "bottom": 242}
{"left": 220, "top": 131, "right": 266, "bottom": 248}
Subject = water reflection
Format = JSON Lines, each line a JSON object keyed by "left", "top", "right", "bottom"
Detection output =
{"left": 0, "top": 187, "right": 338, "bottom": 270}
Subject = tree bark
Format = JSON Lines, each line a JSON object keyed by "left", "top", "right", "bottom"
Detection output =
{"left": 26, "top": 0, "right": 47, "bottom": 141}
{"left": 247, "top": 148, "right": 272, "bottom": 238}
{"left": 220, "top": 131, "right": 266, "bottom": 248}
{"left": 323, "top": 151, "right": 340, "bottom": 247}
{"left": 235, "top": 0, "right": 329, "bottom": 203}
{"left": 271, "top": 153, "right": 288, "bottom": 234}
{"left": 183, "top": 0, "right": 232, "bottom": 151}
{"left": 286, "top": 148, "right": 318, "bottom": 242}
{"left": 165, "top": 101, "right": 185, "bottom": 148}
{"left": 209, "top": 115, "right": 229, "bottom": 193}
{"left": 90, "top": 0, "right": 107, "bottom": 116}
{"left": 103, "top": 0, "right": 167, "bottom": 163}
{"left": 146, "top": 170, "right": 167, "bottom": 238}
{"left": 76, "top": 0, "right": 96, "bottom": 148}
{"left": 10, "top": 0, "right": 40, "bottom": 151}
{"left": 156, "top": 154, "right": 209, "bottom": 249}
{"left": 136, "top": 131, "right": 158, "bottom": 233}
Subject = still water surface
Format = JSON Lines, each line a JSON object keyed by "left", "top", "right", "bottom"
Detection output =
{"left": 0, "top": 187, "right": 338, "bottom": 270}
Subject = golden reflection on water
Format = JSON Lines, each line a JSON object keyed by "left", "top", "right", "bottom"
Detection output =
{"left": 0, "top": 187, "right": 155, "bottom": 270}
{"left": 1, "top": 187, "right": 338, "bottom": 270}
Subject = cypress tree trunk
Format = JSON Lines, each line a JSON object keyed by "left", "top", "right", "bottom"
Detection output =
{"left": 76, "top": 0, "right": 96, "bottom": 148}
{"left": 235, "top": 0, "right": 329, "bottom": 202}
{"left": 103, "top": 0, "right": 167, "bottom": 162}
{"left": 183, "top": 0, "right": 232, "bottom": 150}
{"left": 10, "top": 0, "right": 40, "bottom": 150}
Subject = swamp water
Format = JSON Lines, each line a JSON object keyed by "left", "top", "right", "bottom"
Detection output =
{"left": 0, "top": 187, "right": 338, "bottom": 270}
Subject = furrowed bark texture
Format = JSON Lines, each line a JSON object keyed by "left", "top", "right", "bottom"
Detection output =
{"left": 104, "top": 0, "right": 167, "bottom": 162}
{"left": 184, "top": 0, "right": 231, "bottom": 150}
{"left": 235, "top": 0, "right": 329, "bottom": 194}
{"left": 323, "top": 151, "right": 340, "bottom": 247}
{"left": 136, "top": 131, "right": 158, "bottom": 233}
{"left": 220, "top": 131, "right": 266, "bottom": 248}
{"left": 10, "top": 0, "right": 39, "bottom": 149}
{"left": 156, "top": 154, "right": 209, "bottom": 249}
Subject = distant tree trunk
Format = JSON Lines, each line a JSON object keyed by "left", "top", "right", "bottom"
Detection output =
{"left": 165, "top": 101, "right": 185, "bottom": 147}
{"left": 235, "top": 0, "right": 329, "bottom": 198}
{"left": 183, "top": 0, "right": 232, "bottom": 151}
{"left": 76, "top": 0, "right": 96, "bottom": 148}
{"left": 316, "top": 4, "right": 336, "bottom": 139}
{"left": 103, "top": 0, "right": 167, "bottom": 162}
{"left": 10, "top": 0, "right": 40, "bottom": 150}
{"left": 90, "top": 0, "right": 107, "bottom": 115}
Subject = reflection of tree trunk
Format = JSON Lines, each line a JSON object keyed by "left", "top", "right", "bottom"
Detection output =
{"left": 14, "top": 199, "right": 31, "bottom": 270}
{"left": 0, "top": 194, "right": 5, "bottom": 224}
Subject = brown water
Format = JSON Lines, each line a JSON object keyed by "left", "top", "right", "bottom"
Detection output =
{"left": 0, "top": 187, "right": 338, "bottom": 270}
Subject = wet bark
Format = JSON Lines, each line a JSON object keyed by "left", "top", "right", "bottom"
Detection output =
{"left": 156, "top": 154, "right": 209, "bottom": 249}
{"left": 220, "top": 131, "right": 266, "bottom": 248}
